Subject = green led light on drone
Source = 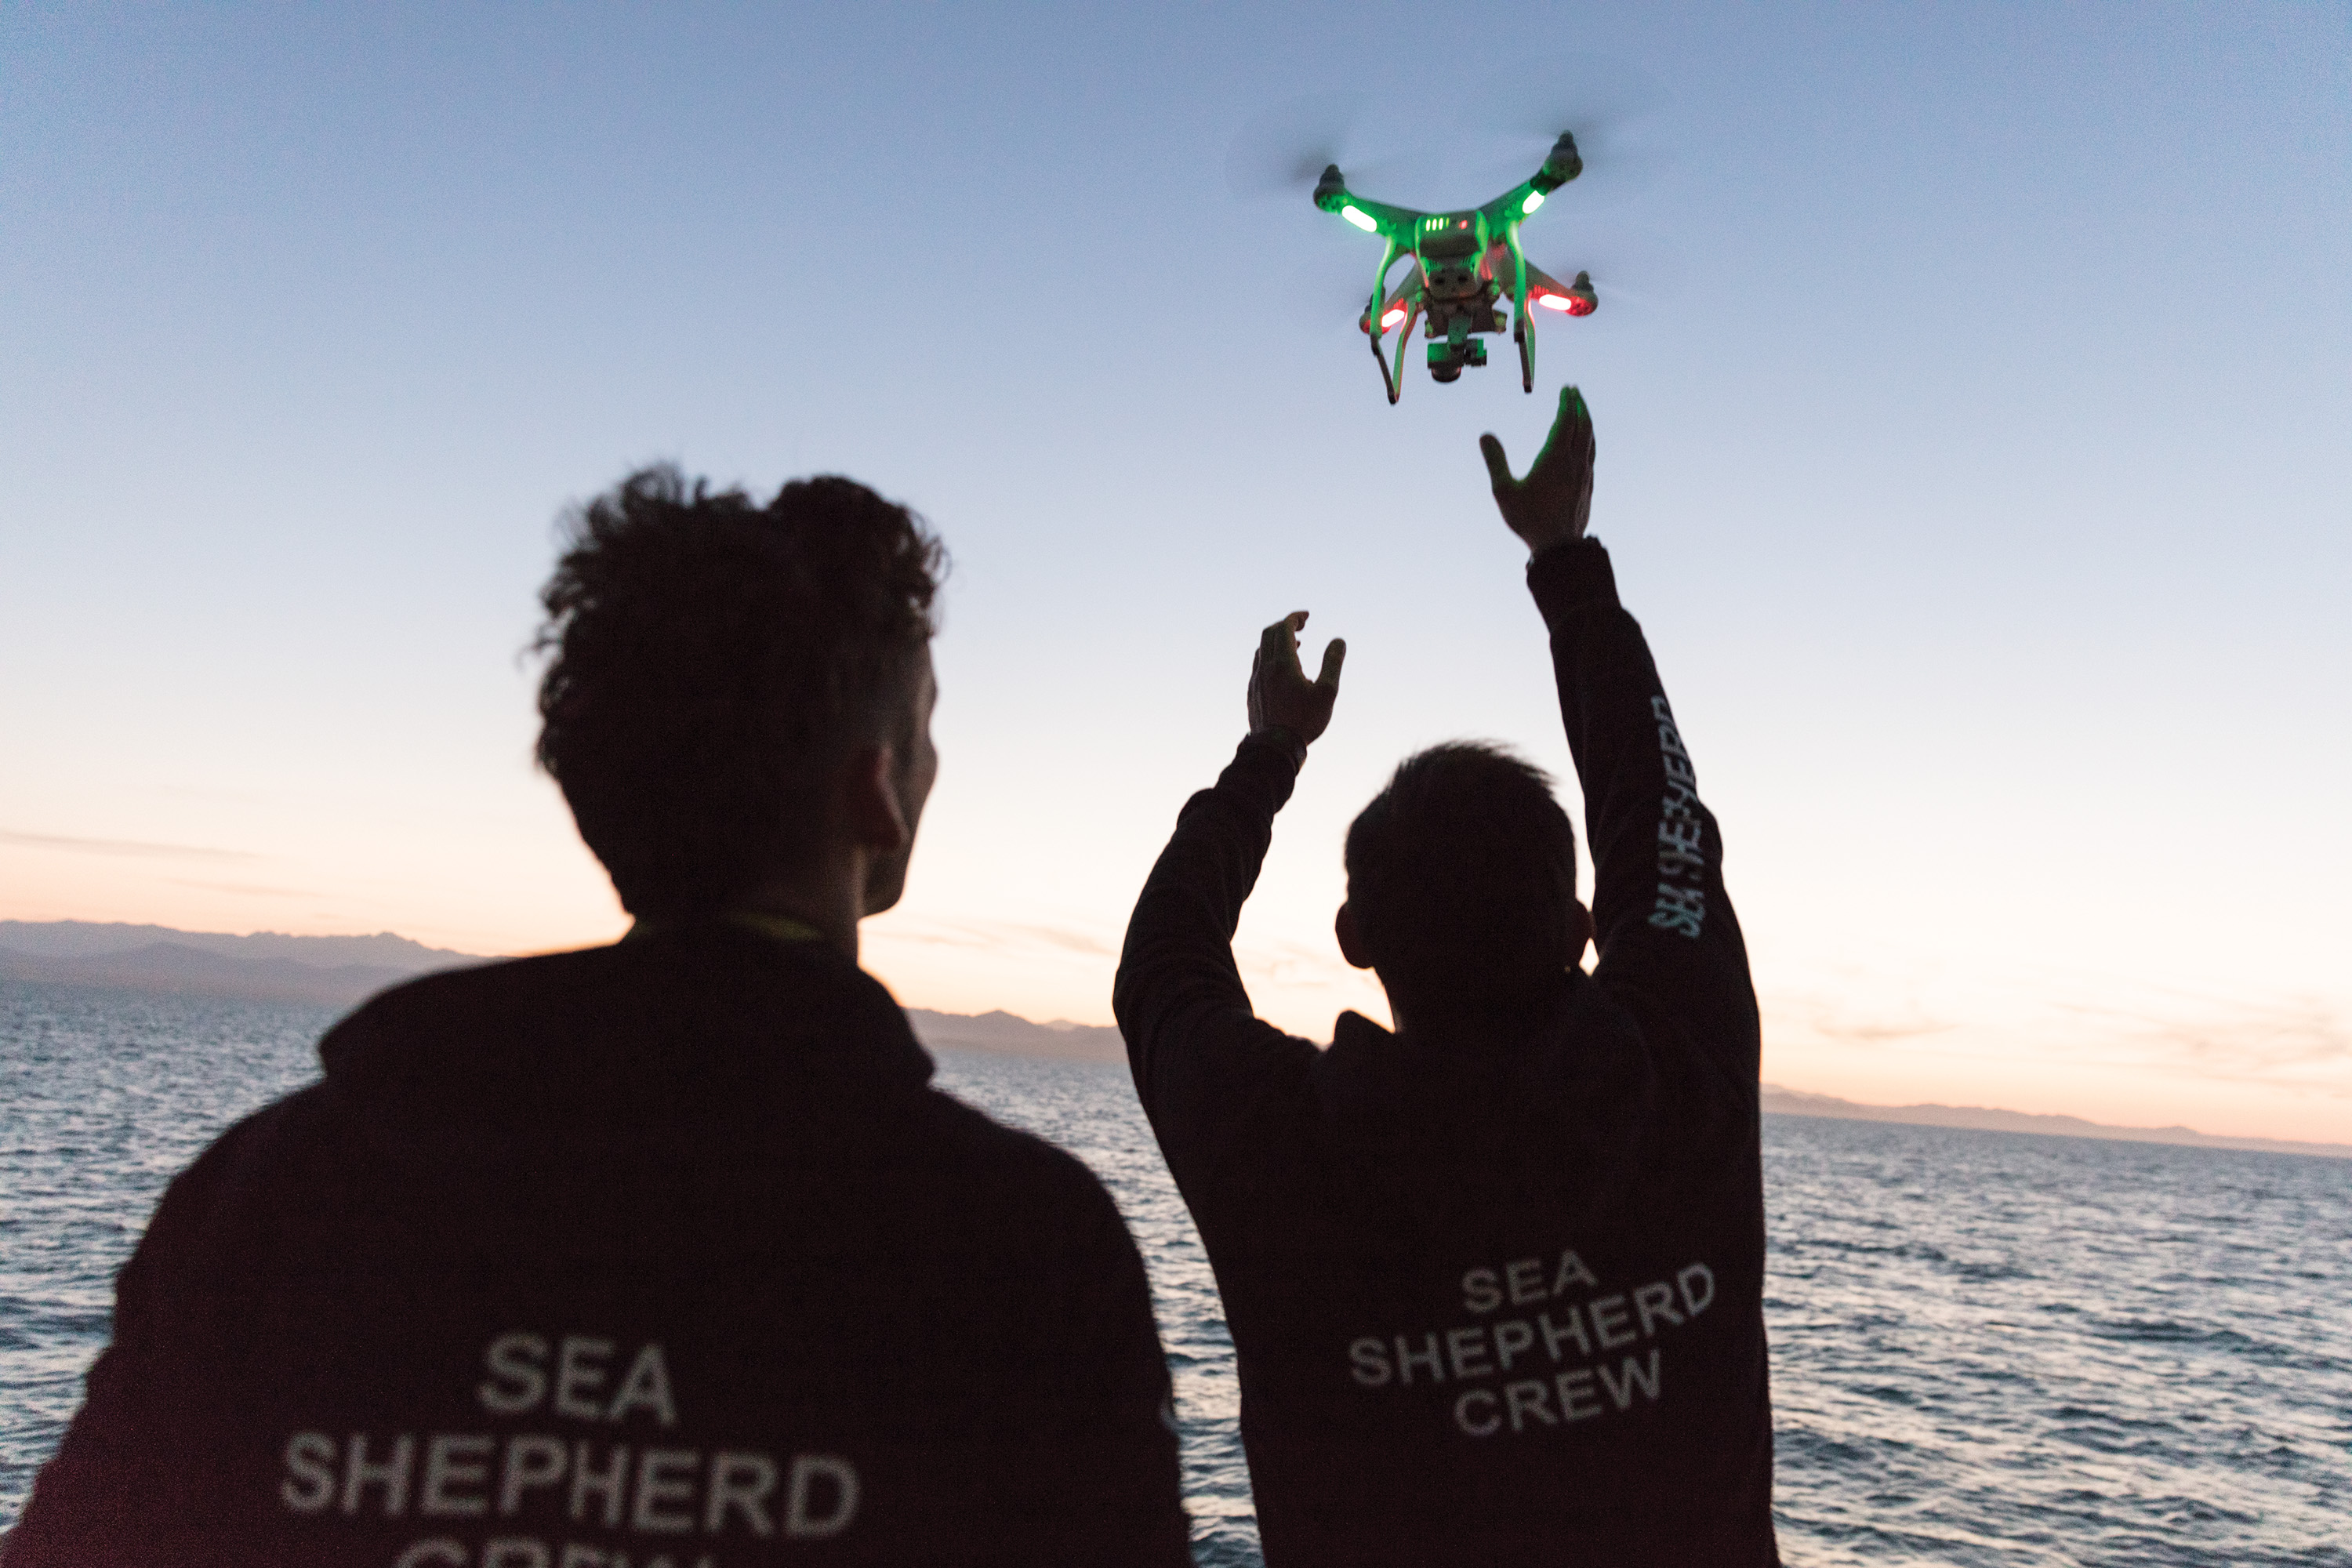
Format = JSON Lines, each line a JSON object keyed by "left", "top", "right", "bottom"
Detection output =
{"left": 1522, "top": 190, "right": 1545, "bottom": 215}
{"left": 1341, "top": 205, "right": 1378, "bottom": 232}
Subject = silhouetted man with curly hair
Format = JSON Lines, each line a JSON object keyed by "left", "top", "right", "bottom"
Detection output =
{"left": 12, "top": 470, "right": 1189, "bottom": 1566}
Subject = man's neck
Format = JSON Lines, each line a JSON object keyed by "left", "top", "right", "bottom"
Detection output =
{"left": 1382, "top": 971, "right": 1573, "bottom": 1044}
{"left": 735, "top": 871, "right": 865, "bottom": 962}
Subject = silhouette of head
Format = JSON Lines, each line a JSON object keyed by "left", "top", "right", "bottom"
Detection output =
{"left": 533, "top": 466, "right": 946, "bottom": 923}
{"left": 1340, "top": 742, "right": 1584, "bottom": 1012}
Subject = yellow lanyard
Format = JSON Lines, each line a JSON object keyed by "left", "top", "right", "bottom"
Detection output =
{"left": 623, "top": 911, "right": 827, "bottom": 946}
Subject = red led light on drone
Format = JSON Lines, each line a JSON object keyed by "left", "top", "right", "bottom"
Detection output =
{"left": 1380, "top": 306, "right": 1407, "bottom": 328}
{"left": 1534, "top": 292, "right": 1573, "bottom": 311}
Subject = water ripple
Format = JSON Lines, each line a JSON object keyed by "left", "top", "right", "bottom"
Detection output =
{"left": 4, "top": 983, "right": 2348, "bottom": 1565}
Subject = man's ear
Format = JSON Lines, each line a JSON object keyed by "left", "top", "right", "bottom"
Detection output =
{"left": 1569, "top": 901, "right": 1595, "bottom": 968}
{"left": 1335, "top": 902, "right": 1374, "bottom": 971}
{"left": 840, "top": 744, "right": 911, "bottom": 855}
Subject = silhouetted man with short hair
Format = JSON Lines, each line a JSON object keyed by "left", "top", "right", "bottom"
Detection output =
{"left": 12, "top": 468, "right": 1189, "bottom": 1566}
{"left": 1118, "top": 389, "right": 1779, "bottom": 1565}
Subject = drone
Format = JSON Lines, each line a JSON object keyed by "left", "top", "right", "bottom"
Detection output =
{"left": 1315, "top": 132, "right": 1597, "bottom": 404}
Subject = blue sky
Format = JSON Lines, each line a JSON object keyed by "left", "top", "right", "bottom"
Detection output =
{"left": 3, "top": 3, "right": 2347, "bottom": 1139}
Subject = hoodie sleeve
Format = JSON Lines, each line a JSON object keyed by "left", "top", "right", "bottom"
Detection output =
{"left": 1529, "top": 538, "right": 1760, "bottom": 1082}
{"left": 1113, "top": 736, "right": 1321, "bottom": 1229}
{"left": 1029, "top": 1178, "right": 1195, "bottom": 1563}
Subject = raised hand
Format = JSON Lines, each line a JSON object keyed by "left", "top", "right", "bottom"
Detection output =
{"left": 1478, "top": 384, "right": 1596, "bottom": 557}
{"left": 1247, "top": 611, "right": 1346, "bottom": 752}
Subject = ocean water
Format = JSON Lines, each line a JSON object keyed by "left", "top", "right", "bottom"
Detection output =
{"left": 3, "top": 978, "right": 2348, "bottom": 1563}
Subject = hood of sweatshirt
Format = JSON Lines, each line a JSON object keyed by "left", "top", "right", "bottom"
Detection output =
{"left": 1312, "top": 967, "right": 1671, "bottom": 1265}
{"left": 314, "top": 921, "right": 935, "bottom": 1181}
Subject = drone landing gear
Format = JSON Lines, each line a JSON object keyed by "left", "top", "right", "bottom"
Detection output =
{"left": 1514, "top": 296, "right": 1536, "bottom": 393}
{"left": 1369, "top": 301, "right": 1422, "bottom": 405}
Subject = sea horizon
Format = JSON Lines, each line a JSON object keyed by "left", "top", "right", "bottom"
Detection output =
{"left": 2, "top": 920, "right": 2346, "bottom": 1162}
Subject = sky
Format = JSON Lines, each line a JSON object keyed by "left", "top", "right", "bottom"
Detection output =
{"left": 2, "top": 2, "right": 2347, "bottom": 1142}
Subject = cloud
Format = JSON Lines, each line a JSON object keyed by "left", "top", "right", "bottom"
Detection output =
{"left": 1769, "top": 963, "right": 2352, "bottom": 1100}
{"left": 2053, "top": 993, "right": 2352, "bottom": 1088}
{"left": 1765, "top": 989, "right": 1958, "bottom": 1045}
{"left": 1807, "top": 1014, "right": 1959, "bottom": 1044}
{"left": 0, "top": 828, "right": 261, "bottom": 862}
{"left": 1236, "top": 939, "right": 1366, "bottom": 991}
{"left": 871, "top": 917, "right": 1112, "bottom": 958}
{"left": 1011, "top": 923, "right": 1113, "bottom": 956}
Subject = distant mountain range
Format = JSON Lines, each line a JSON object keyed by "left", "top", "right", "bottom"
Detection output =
{"left": 0, "top": 920, "right": 481, "bottom": 969}
{"left": 1755, "top": 1083, "right": 2349, "bottom": 1161}
{"left": 0, "top": 920, "right": 488, "bottom": 1007}
{"left": 0, "top": 941, "right": 426, "bottom": 1009}
{"left": 5, "top": 921, "right": 2342, "bottom": 1159}
{"left": 909, "top": 1007, "right": 1125, "bottom": 1065}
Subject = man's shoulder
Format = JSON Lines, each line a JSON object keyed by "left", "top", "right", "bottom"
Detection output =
{"left": 343, "top": 940, "right": 1125, "bottom": 1225}
{"left": 319, "top": 931, "right": 931, "bottom": 1104}
{"left": 121, "top": 1078, "right": 343, "bottom": 1276}
{"left": 1312, "top": 978, "right": 1751, "bottom": 1156}
{"left": 338, "top": 942, "right": 622, "bottom": 1026}
{"left": 310, "top": 944, "right": 649, "bottom": 1114}
{"left": 1590, "top": 962, "right": 1759, "bottom": 1109}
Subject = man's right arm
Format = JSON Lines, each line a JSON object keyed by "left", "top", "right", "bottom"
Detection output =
{"left": 1483, "top": 389, "right": 1759, "bottom": 1078}
{"left": 1531, "top": 539, "right": 1757, "bottom": 1064}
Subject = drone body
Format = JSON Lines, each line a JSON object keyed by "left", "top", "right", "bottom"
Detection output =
{"left": 1316, "top": 132, "right": 1597, "bottom": 403}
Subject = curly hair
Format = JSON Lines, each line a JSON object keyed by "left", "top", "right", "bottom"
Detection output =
{"left": 1344, "top": 742, "right": 1577, "bottom": 1000}
{"left": 533, "top": 466, "right": 946, "bottom": 920}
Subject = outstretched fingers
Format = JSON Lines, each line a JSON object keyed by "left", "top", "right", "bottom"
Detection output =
{"left": 1479, "top": 433, "right": 1517, "bottom": 493}
{"left": 1249, "top": 611, "right": 1342, "bottom": 745}
{"left": 1261, "top": 611, "right": 1308, "bottom": 669}
{"left": 1531, "top": 385, "right": 1589, "bottom": 474}
{"left": 1314, "top": 637, "right": 1347, "bottom": 695}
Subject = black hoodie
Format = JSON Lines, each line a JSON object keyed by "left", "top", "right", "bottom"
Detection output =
{"left": 9, "top": 925, "right": 1189, "bottom": 1566}
{"left": 1116, "top": 538, "right": 1779, "bottom": 1566}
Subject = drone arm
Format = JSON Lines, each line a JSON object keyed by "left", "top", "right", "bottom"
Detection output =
{"left": 1359, "top": 197, "right": 1421, "bottom": 236}
{"left": 1479, "top": 132, "right": 1584, "bottom": 224}
{"left": 1316, "top": 183, "right": 1422, "bottom": 241}
{"left": 1524, "top": 261, "right": 1598, "bottom": 316}
{"left": 1483, "top": 180, "right": 1546, "bottom": 226}
{"left": 1534, "top": 131, "right": 1583, "bottom": 191}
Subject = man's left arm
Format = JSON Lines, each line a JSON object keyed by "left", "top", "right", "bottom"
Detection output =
{"left": 1033, "top": 1182, "right": 1193, "bottom": 1562}
{"left": 1113, "top": 613, "right": 1344, "bottom": 1202}
{"left": 7, "top": 1140, "right": 241, "bottom": 1565}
